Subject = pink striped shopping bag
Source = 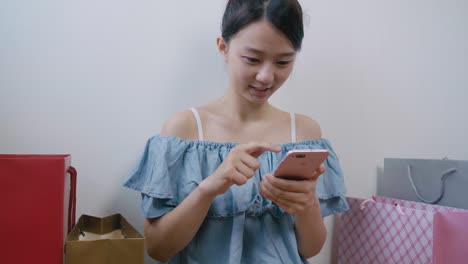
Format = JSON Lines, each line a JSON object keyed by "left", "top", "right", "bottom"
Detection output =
{"left": 337, "top": 196, "right": 466, "bottom": 264}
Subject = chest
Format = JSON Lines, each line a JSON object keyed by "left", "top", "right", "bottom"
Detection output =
{"left": 203, "top": 117, "right": 292, "bottom": 144}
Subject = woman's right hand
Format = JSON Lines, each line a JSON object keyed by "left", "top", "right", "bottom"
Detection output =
{"left": 199, "top": 142, "right": 282, "bottom": 197}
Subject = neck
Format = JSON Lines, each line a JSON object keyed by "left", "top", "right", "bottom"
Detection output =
{"left": 216, "top": 88, "right": 273, "bottom": 122}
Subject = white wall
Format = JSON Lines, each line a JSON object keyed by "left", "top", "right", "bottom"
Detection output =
{"left": 1, "top": 1, "right": 467, "bottom": 263}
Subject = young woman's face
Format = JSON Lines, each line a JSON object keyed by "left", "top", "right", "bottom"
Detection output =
{"left": 219, "top": 19, "right": 297, "bottom": 104}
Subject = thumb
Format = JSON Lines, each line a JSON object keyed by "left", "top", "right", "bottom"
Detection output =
{"left": 312, "top": 164, "right": 327, "bottom": 180}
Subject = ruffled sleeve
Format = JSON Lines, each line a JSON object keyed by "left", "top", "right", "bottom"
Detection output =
{"left": 123, "top": 135, "right": 205, "bottom": 218}
{"left": 314, "top": 139, "right": 349, "bottom": 217}
{"left": 124, "top": 135, "right": 348, "bottom": 219}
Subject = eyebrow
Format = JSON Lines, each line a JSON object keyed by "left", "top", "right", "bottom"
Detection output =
{"left": 243, "top": 47, "right": 296, "bottom": 57}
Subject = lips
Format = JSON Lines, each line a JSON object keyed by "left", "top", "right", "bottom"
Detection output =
{"left": 250, "top": 85, "right": 271, "bottom": 91}
{"left": 253, "top": 87, "right": 269, "bottom": 92}
{"left": 249, "top": 85, "right": 272, "bottom": 98}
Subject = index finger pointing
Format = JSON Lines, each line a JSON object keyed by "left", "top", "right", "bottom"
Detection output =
{"left": 242, "top": 142, "right": 282, "bottom": 157}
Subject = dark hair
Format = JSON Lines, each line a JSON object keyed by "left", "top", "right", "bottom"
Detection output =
{"left": 221, "top": 0, "right": 304, "bottom": 51}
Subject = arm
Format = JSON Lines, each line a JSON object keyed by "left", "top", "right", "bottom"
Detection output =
{"left": 260, "top": 113, "right": 326, "bottom": 258}
{"left": 294, "top": 194, "right": 327, "bottom": 258}
{"left": 146, "top": 110, "right": 282, "bottom": 261}
{"left": 145, "top": 111, "right": 211, "bottom": 261}
{"left": 146, "top": 142, "right": 280, "bottom": 261}
{"left": 259, "top": 167, "right": 327, "bottom": 259}
{"left": 293, "top": 114, "right": 327, "bottom": 258}
{"left": 144, "top": 182, "right": 216, "bottom": 262}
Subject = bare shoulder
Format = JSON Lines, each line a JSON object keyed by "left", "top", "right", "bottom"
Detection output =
{"left": 160, "top": 109, "right": 198, "bottom": 140}
{"left": 295, "top": 113, "right": 322, "bottom": 141}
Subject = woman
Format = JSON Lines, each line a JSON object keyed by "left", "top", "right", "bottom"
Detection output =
{"left": 124, "top": 0, "right": 347, "bottom": 263}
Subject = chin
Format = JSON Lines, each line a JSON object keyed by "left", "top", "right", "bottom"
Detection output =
{"left": 247, "top": 95, "right": 271, "bottom": 104}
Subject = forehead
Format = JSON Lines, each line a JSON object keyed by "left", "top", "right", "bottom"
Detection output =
{"left": 229, "top": 19, "right": 295, "bottom": 55}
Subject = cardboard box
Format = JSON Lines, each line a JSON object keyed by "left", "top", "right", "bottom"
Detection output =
{"left": 65, "top": 214, "right": 144, "bottom": 264}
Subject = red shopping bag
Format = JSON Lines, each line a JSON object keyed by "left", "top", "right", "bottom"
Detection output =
{"left": 338, "top": 196, "right": 466, "bottom": 264}
{"left": 0, "top": 155, "right": 77, "bottom": 264}
{"left": 433, "top": 211, "right": 468, "bottom": 264}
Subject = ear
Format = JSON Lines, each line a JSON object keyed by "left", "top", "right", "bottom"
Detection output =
{"left": 216, "top": 36, "right": 229, "bottom": 61}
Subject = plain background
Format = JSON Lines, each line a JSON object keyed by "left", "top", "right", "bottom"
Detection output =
{"left": 1, "top": 0, "right": 467, "bottom": 263}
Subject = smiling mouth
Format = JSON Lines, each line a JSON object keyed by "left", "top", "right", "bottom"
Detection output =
{"left": 250, "top": 86, "right": 271, "bottom": 91}
{"left": 249, "top": 86, "right": 272, "bottom": 99}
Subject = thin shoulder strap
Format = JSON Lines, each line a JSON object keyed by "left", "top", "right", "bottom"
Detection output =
{"left": 290, "top": 112, "right": 296, "bottom": 143}
{"left": 190, "top": 108, "right": 204, "bottom": 141}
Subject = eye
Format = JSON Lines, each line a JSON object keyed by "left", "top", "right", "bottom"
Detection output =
{"left": 277, "top": 60, "right": 292, "bottom": 66}
{"left": 242, "top": 56, "right": 260, "bottom": 64}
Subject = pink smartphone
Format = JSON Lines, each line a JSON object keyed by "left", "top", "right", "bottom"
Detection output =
{"left": 273, "top": 149, "right": 329, "bottom": 180}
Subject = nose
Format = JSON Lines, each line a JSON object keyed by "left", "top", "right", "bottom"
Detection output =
{"left": 255, "top": 64, "right": 274, "bottom": 86}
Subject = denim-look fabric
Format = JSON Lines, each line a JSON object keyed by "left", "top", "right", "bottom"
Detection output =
{"left": 124, "top": 135, "right": 348, "bottom": 264}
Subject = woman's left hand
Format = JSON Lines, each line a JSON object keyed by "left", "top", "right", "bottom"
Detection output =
{"left": 259, "top": 164, "right": 326, "bottom": 215}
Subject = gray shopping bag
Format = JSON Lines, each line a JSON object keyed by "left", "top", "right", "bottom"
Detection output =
{"left": 378, "top": 158, "right": 468, "bottom": 209}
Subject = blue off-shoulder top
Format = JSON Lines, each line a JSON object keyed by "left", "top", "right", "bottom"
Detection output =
{"left": 124, "top": 135, "right": 348, "bottom": 264}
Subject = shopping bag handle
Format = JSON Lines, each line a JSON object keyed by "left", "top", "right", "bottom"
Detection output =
{"left": 67, "top": 166, "right": 77, "bottom": 234}
{"left": 407, "top": 165, "right": 457, "bottom": 204}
